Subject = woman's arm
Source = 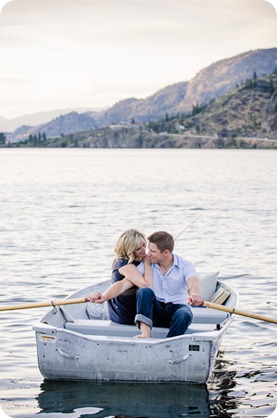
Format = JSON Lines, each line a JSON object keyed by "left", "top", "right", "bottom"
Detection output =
{"left": 88, "top": 257, "right": 152, "bottom": 303}
{"left": 88, "top": 278, "right": 134, "bottom": 303}
{"left": 142, "top": 254, "right": 152, "bottom": 287}
{"left": 118, "top": 256, "right": 152, "bottom": 288}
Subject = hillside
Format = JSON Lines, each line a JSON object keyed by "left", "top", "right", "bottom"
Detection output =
{"left": 175, "top": 48, "right": 277, "bottom": 114}
{"left": 95, "top": 48, "right": 277, "bottom": 126}
{"left": 157, "top": 72, "right": 277, "bottom": 138}
{"left": 96, "top": 82, "right": 188, "bottom": 125}
{"left": 0, "top": 107, "right": 102, "bottom": 132}
{"left": 9, "top": 72, "right": 277, "bottom": 149}
{"left": 3, "top": 47, "right": 277, "bottom": 145}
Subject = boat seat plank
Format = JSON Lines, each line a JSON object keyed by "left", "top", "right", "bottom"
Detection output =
{"left": 191, "top": 307, "right": 229, "bottom": 323}
{"left": 64, "top": 319, "right": 223, "bottom": 338}
{"left": 64, "top": 307, "right": 229, "bottom": 338}
{"left": 65, "top": 320, "right": 167, "bottom": 338}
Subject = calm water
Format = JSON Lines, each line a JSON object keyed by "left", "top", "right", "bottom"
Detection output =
{"left": 0, "top": 149, "right": 276, "bottom": 418}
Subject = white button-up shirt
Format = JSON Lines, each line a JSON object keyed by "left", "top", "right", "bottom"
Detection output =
{"left": 137, "top": 253, "right": 198, "bottom": 304}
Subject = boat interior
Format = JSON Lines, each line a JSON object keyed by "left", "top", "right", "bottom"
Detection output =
{"left": 60, "top": 305, "right": 230, "bottom": 339}
{"left": 39, "top": 279, "right": 237, "bottom": 340}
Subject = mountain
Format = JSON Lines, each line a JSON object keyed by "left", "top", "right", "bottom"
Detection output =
{"left": 165, "top": 72, "right": 277, "bottom": 138}
{"left": 175, "top": 48, "right": 277, "bottom": 114}
{"left": 0, "top": 107, "right": 103, "bottom": 132}
{"left": 11, "top": 72, "right": 276, "bottom": 149}
{"left": 4, "top": 47, "right": 277, "bottom": 142}
{"left": 28, "top": 112, "right": 97, "bottom": 138}
{"left": 96, "top": 82, "right": 188, "bottom": 125}
{"left": 93, "top": 47, "right": 277, "bottom": 125}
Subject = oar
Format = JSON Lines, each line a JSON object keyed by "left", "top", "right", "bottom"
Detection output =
{"left": 203, "top": 300, "right": 277, "bottom": 325}
{"left": 0, "top": 297, "right": 90, "bottom": 312}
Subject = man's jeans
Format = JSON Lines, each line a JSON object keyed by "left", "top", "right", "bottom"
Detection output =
{"left": 135, "top": 287, "right": 193, "bottom": 338}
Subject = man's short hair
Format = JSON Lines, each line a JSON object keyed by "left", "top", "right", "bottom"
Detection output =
{"left": 148, "top": 231, "right": 174, "bottom": 253}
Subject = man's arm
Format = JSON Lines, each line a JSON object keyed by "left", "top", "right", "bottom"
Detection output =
{"left": 187, "top": 276, "right": 202, "bottom": 306}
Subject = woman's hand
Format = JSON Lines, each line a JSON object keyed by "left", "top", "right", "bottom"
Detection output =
{"left": 142, "top": 253, "right": 151, "bottom": 264}
{"left": 88, "top": 292, "right": 106, "bottom": 304}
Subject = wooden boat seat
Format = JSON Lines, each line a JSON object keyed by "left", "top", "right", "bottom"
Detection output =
{"left": 64, "top": 307, "right": 229, "bottom": 338}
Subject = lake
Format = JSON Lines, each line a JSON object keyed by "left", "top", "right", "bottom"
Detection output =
{"left": 0, "top": 148, "right": 276, "bottom": 417}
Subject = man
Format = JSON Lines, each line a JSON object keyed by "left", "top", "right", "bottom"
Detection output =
{"left": 135, "top": 231, "right": 202, "bottom": 338}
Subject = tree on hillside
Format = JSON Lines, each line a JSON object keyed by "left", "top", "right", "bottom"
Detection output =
{"left": 0, "top": 132, "right": 6, "bottom": 145}
{"left": 253, "top": 71, "right": 257, "bottom": 87}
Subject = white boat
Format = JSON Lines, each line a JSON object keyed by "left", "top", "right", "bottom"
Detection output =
{"left": 33, "top": 276, "right": 239, "bottom": 383}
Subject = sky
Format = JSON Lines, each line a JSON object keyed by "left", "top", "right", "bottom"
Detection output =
{"left": 0, "top": 0, "right": 276, "bottom": 120}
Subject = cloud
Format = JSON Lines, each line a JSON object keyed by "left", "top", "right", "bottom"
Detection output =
{"left": 0, "top": 0, "right": 276, "bottom": 118}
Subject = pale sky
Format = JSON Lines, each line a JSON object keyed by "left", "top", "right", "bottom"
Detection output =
{"left": 0, "top": 0, "right": 276, "bottom": 119}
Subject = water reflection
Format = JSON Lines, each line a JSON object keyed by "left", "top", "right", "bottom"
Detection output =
{"left": 37, "top": 380, "right": 211, "bottom": 417}
{"left": 208, "top": 353, "right": 239, "bottom": 417}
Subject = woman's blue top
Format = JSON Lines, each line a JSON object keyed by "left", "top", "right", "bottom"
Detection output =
{"left": 107, "top": 257, "right": 140, "bottom": 325}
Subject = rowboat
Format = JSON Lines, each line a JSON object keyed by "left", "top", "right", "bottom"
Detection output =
{"left": 33, "top": 273, "right": 239, "bottom": 383}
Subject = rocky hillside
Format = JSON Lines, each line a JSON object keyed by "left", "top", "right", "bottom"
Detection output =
{"left": 4, "top": 48, "right": 277, "bottom": 143}
{"left": 10, "top": 72, "right": 277, "bottom": 149}
{"left": 96, "top": 82, "right": 187, "bottom": 125}
{"left": 95, "top": 48, "right": 277, "bottom": 126}
{"left": 160, "top": 72, "right": 277, "bottom": 138}
{"left": 175, "top": 48, "right": 277, "bottom": 114}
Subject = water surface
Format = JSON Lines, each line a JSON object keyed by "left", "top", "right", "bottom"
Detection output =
{"left": 0, "top": 149, "right": 276, "bottom": 417}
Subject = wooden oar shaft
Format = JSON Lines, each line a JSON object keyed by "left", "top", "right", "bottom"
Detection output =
{"left": 203, "top": 300, "right": 277, "bottom": 324}
{"left": 0, "top": 297, "right": 89, "bottom": 312}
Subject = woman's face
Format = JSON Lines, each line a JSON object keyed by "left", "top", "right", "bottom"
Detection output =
{"left": 134, "top": 239, "right": 146, "bottom": 259}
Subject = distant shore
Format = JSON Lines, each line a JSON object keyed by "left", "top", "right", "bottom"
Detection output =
{"left": 1, "top": 131, "right": 277, "bottom": 149}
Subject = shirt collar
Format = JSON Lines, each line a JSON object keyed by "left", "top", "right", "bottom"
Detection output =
{"left": 153, "top": 253, "right": 179, "bottom": 269}
{"left": 172, "top": 253, "right": 180, "bottom": 268}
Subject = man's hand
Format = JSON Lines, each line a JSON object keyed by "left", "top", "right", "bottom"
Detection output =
{"left": 187, "top": 293, "right": 203, "bottom": 306}
{"left": 187, "top": 276, "right": 202, "bottom": 306}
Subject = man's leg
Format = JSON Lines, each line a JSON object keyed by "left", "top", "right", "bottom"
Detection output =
{"left": 135, "top": 287, "right": 156, "bottom": 337}
{"left": 135, "top": 288, "right": 175, "bottom": 338}
{"left": 166, "top": 304, "right": 193, "bottom": 338}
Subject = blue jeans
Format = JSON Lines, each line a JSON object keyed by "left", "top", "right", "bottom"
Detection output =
{"left": 135, "top": 288, "right": 193, "bottom": 338}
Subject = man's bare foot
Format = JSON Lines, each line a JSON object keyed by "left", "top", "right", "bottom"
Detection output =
{"left": 134, "top": 332, "right": 150, "bottom": 339}
{"left": 134, "top": 322, "right": 151, "bottom": 338}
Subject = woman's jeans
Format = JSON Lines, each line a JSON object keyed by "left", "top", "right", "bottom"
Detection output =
{"left": 135, "top": 287, "right": 193, "bottom": 338}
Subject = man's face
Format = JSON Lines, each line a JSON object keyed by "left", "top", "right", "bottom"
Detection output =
{"left": 147, "top": 242, "right": 164, "bottom": 264}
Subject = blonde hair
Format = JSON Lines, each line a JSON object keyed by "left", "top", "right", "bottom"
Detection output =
{"left": 113, "top": 229, "right": 146, "bottom": 264}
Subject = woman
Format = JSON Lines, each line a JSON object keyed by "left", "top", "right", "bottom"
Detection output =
{"left": 89, "top": 229, "right": 152, "bottom": 325}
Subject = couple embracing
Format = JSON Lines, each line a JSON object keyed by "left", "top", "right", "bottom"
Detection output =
{"left": 89, "top": 229, "right": 203, "bottom": 338}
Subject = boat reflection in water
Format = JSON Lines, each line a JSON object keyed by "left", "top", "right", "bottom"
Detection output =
{"left": 36, "top": 380, "right": 211, "bottom": 417}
